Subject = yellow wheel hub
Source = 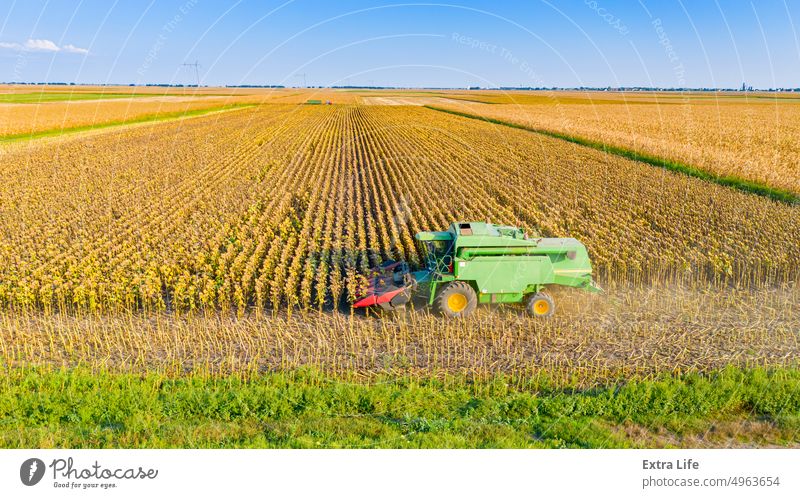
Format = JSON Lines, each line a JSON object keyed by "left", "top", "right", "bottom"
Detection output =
{"left": 533, "top": 299, "right": 550, "bottom": 315}
{"left": 447, "top": 293, "right": 468, "bottom": 312}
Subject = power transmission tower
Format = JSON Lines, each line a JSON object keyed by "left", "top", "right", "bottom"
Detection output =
{"left": 295, "top": 73, "right": 307, "bottom": 87}
{"left": 182, "top": 60, "right": 201, "bottom": 87}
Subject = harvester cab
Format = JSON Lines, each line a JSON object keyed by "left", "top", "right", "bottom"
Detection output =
{"left": 419, "top": 232, "right": 456, "bottom": 275}
{"left": 353, "top": 222, "right": 602, "bottom": 318}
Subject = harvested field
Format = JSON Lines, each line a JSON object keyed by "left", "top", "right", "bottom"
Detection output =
{"left": 2, "top": 285, "right": 797, "bottom": 385}
{"left": 432, "top": 95, "right": 800, "bottom": 195}
{"left": 0, "top": 96, "right": 248, "bottom": 138}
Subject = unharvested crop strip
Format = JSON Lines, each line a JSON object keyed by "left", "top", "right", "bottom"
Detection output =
{"left": 2, "top": 105, "right": 799, "bottom": 311}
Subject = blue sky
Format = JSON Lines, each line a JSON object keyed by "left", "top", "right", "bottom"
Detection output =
{"left": 0, "top": 0, "right": 798, "bottom": 88}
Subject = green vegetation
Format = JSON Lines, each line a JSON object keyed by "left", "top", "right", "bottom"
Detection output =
{"left": 1, "top": 367, "right": 798, "bottom": 448}
{"left": 424, "top": 105, "right": 799, "bottom": 204}
{"left": 0, "top": 104, "right": 255, "bottom": 142}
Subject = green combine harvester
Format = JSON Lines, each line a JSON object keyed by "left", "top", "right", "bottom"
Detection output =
{"left": 353, "top": 222, "right": 601, "bottom": 318}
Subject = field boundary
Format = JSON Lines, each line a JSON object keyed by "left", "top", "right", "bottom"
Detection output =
{"left": 0, "top": 103, "right": 257, "bottom": 143}
{"left": 424, "top": 105, "right": 799, "bottom": 204}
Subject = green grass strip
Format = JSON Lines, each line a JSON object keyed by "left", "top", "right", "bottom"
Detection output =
{"left": 0, "top": 104, "right": 256, "bottom": 143}
{"left": 1, "top": 366, "right": 798, "bottom": 448}
{"left": 425, "top": 105, "right": 799, "bottom": 204}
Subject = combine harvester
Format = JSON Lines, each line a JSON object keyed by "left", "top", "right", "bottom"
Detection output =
{"left": 353, "top": 222, "right": 601, "bottom": 318}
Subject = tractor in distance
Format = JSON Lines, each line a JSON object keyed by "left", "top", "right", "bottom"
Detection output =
{"left": 353, "top": 221, "right": 602, "bottom": 318}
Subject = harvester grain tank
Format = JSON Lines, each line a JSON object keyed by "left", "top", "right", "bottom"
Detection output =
{"left": 353, "top": 222, "right": 601, "bottom": 318}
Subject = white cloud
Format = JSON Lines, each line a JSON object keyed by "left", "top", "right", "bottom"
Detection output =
{"left": 25, "top": 39, "right": 60, "bottom": 51}
{"left": 62, "top": 44, "right": 89, "bottom": 55}
{"left": 0, "top": 38, "right": 88, "bottom": 54}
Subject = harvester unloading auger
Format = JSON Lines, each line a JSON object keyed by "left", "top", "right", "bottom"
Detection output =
{"left": 353, "top": 222, "right": 602, "bottom": 318}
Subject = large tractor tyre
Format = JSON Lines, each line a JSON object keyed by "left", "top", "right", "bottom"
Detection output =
{"left": 525, "top": 292, "right": 555, "bottom": 318}
{"left": 434, "top": 281, "right": 478, "bottom": 318}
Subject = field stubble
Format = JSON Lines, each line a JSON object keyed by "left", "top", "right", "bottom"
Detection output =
{"left": 2, "top": 284, "right": 796, "bottom": 386}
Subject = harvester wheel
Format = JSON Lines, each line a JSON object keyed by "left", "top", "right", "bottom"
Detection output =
{"left": 434, "top": 281, "right": 477, "bottom": 318}
{"left": 526, "top": 292, "right": 555, "bottom": 318}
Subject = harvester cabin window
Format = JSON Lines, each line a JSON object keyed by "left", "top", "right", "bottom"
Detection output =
{"left": 424, "top": 241, "right": 451, "bottom": 259}
{"left": 458, "top": 223, "right": 473, "bottom": 236}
